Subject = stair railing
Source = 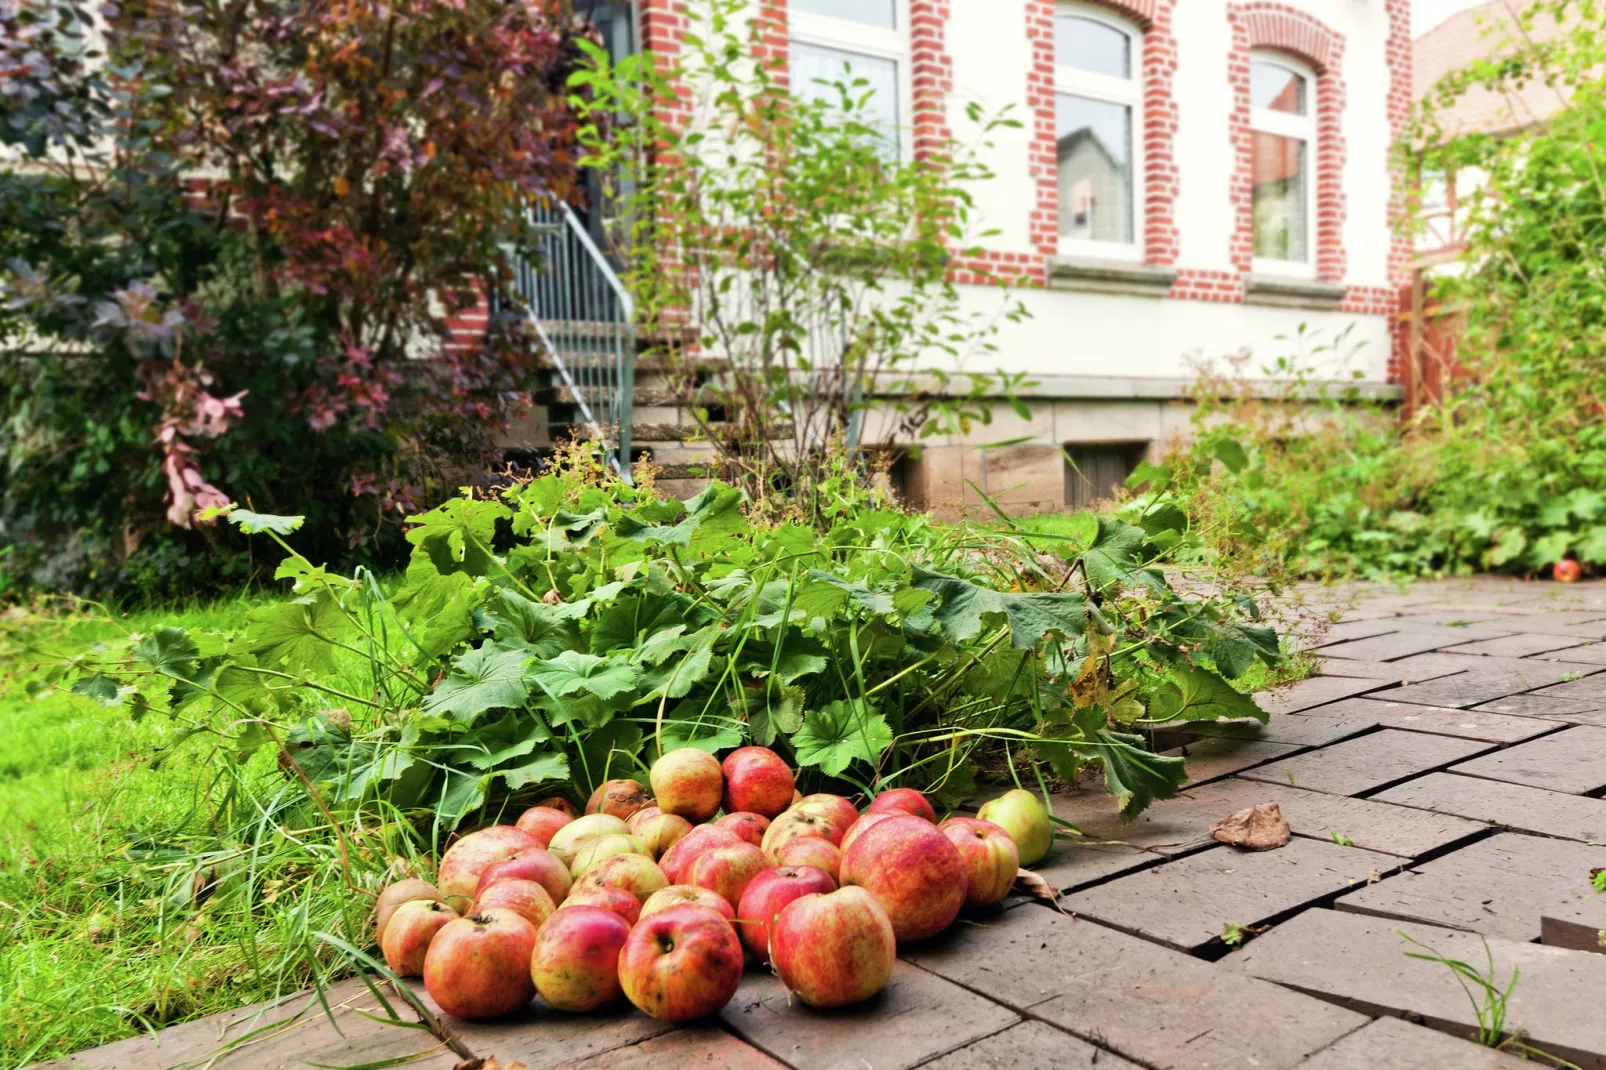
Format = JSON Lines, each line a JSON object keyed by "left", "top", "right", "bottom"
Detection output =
{"left": 504, "top": 202, "right": 635, "bottom": 482}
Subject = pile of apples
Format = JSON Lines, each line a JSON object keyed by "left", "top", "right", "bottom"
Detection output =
{"left": 373, "top": 745, "right": 1054, "bottom": 1022}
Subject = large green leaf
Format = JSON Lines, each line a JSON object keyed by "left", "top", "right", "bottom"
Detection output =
{"left": 1078, "top": 516, "right": 1164, "bottom": 593}
{"left": 911, "top": 568, "right": 1089, "bottom": 650}
{"left": 135, "top": 627, "right": 200, "bottom": 679}
{"left": 527, "top": 650, "right": 639, "bottom": 702}
{"left": 1148, "top": 665, "right": 1268, "bottom": 723}
{"left": 422, "top": 642, "right": 532, "bottom": 724}
{"left": 475, "top": 588, "right": 580, "bottom": 657}
{"left": 436, "top": 768, "right": 490, "bottom": 827}
{"left": 454, "top": 712, "right": 551, "bottom": 770}
{"left": 227, "top": 509, "right": 305, "bottom": 535}
{"left": 792, "top": 699, "right": 892, "bottom": 776}
{"left": 405, "top": 497, "right": 511, "bottom": 578}
{"left": 613, "top": 484, "right": 745, "bottom": 546}
{"left": 658, "top": 716, "right": 744, "bottom": 754}
{"left": 235, "top": 595, "right": 351, "bottom": 675}
{"left": 1204, "top": 621, "right": 1282, "bottom": 679}
{"left": 1089, "top": 728, "right": 1187, "bottom": 817}
{"left": 499, "top": 752, "right": 570, "bottom": 790}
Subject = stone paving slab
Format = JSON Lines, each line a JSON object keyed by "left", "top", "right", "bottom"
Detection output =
{"left": 1314, "top": 656, "right": 1465, "bottom": 682}
{"left": 1157, "top": 714, "right": 1379, "bottom": 748}
{"left": 721, "top": 961, "right": 1017, "bottom": 1070}
{"left": 1373, "top": 772, "right": 1606, "bottom": 842}
{"left": 1333, "top": 831, "right": 1606, "bottom": 942}
{"left": 1166, "top": 737, "right": 1303, "bottom": 785}
{"left": 918, "top": 1020, "right": 1140, "bottom": 1070}
{"left": 1367, "top": 659, "right": 1595, "bottom": 709}
{"left": 1450, "top": 725, "right": 1606, "bottom": 795}
{"left": 415, "top": 985, "right": 675, "bottom": 1070}
{"left": 1232, "top": 909, "right": 1606, "bottom": 1070}
{"left": 1059, "top": 837, "right": 1399, "bottom": 954}
{"left": 549, "top": 1027, "right": 786, "bottom": 1070}
{"left": 34, "top": 979, "right": 456, "bottom": 1070}
{"left": 1293, "top": 697, "right": 1565, "bottom": 743}
{"left": 1543, "top": 904, "right": 1606, "bottom": 954}
{"left": 1314, "top": 618, "right": 1411, "bottom": 644}
{"left": 1294, "top": 1016, "right": 1536, "bottom": 1069}
{"left": 1474, "top": 693, "right": 1606, "bottom": 722}
{"left": 1256, "top": 676, "right": 1390, "bottom": 715}
{"left": 1538, "top": 642, "right": 1606, "bottom": 666}
{"left": 1317, "top": 628, "right": 1513, "bottom": 662}
{"left": 1526, "top": 675, "right": 1606, "bottom": 704}
{"left": 1238, "top": 730, "right": 1495, "bottom": 797}
{"left": 1391, "top": 610, "right": 1508, "bottom": 628}
{"left": 1439, "top": 632, "right": 1592, "bottom": 658}
{"left": 905, "top": 904, "right": 1367, "bottom": 1070}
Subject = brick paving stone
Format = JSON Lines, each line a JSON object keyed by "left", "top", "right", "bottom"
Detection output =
{"left": 1165, "top": 737, "right": 1303, "bottom": 785}
{"left": 1059, "top": 837, "right": 1400, "bottom": 954}
{"left": 1314, "top": 656, "right": 1465, "bottom": 682}
{"left": 549, "top": 1028, "right": 787, "bottom": 1070}
{"left": 1538, "top": 643, "right": 1606, "bottom": 666}
{"left": 1232, "top": 909, "right": 1606, "bottom": 1070}
{"left": 905, "top": 904, "right": 1365, "bottom": 1070}
{"left": 1256, "top": 676, "right": 1389, "bottom": 715}
{"left": 720, "top": 961, "right": 1017, "bottom": 1070}
{"left": 1293, "top": 697, "right": 1565, "bottom": 744}
{"left": 1474, "top": 693, "right": 1606, "bottom": 721}
{"left": 1294, "top": 1017, "right": 1535, "bottom": 1069}
{"left": 1317, "top": 628, "right": 1512, "bottom": 663}
{"left": 1391, "top": 610, "right": 1506, "bottom": 628}
{"left": 1238, "top": 730, "right": 1494, "bottom": 797}
{"left": 1154, "top": 714, "right": 1378, "bottom": 748}
{"left": 1333, "top": 832, "right": 1606, "bottom": 942}
{"left": 1439, "top": 632, "right": 1593, "bottom": 658}
{"left": 1542, "top": 903, "right": 1606, "bottom": 954}
{"left": 417, "top": 986, "right": 674, "bottom": 1070}
{"left": 1526, "top": 675, "right": 1606, "bottom": 704}
{"left": 1373, "top": 772, "right": 1606, "bottom": 842}
{"left": 1450, "top": 725, "right": 1606, "bottom": 795}
{"left": 1029, "top": 839, "right": 1169, "bottom": 894}
{"left": 1314, "top": 618, "right": 1410, "bottom": 644}
{"left": 918, "top": 1020, "right": 1140, "bottom": 1070}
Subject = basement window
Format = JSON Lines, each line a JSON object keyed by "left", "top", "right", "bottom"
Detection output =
{"left": 1064, "top": 442, "right": 1148, "bottom": 510}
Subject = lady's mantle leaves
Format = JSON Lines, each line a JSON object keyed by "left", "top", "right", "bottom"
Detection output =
{"left": 910, "top": 568, "right": 1088, "bottom": 650}
{"left": 1149, "top": 664, "right": 1267, "bottom": 723}
{"left": 792, "top": 699, "right": 893, "bottom": 775}
{"left": 422, "top": 641, "right": 531, "bottom": 723}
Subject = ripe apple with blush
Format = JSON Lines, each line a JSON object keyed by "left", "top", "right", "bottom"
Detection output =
{"left": 649, "top": 747, "right": 724, "bottom": 821}
{"left": 618, "top": 905, "right": 745, "bottom": 1021}
{"left": 688, "top": 841, "right": 770, "bottom": 908}
{"left": 938, "top": 817, "right": 1019, "bottom": 908}
{"left": 437, "top": 825, "right": 541, "bottom": 904}
{"left": 639, "top": 884, "right": 736, "bottom": 922}
{"left": 473, "top": 878, "right": 556, "bottom": 931}
{"left": 715, "top": 811, "right": 770, "bottom": 847}
{"left": 841, "top": 814, "right": 966, "bottom": 942}
{"left": 422, "top": 908, "right": 537, "bottom": 1019}
{"left": 381, "top": 899, "right": 458, "bottom": 977}
{"left": 721, "top": 747, "right": 795, "bottom": 818}
{"left": 546, "top": 813, "right": 630, "bottom": 867}
{"left": 838, "top": 810, "right": 897, "bottom": 854}
{"left": 375, "top": 878, "right": 445, "bottom": 943}
{"left": 657, "top": 823, "right": 743, "bottom": 884}
{"left": 475, "top": 846, "right": 571, "bottom": 907}
{"left": 514, "top": 806, "right": 573, "bottom": 848}
{"left": 629, "top": 811, "right": 694, "bottom": 858}
{"left": 794, "top": 793, "right": 859, "bottom": 835}
{"left": 976, "top": 788, "right": 1053, "bottom": 866}
{"left": 760, "top": 808, "right": 842, "bottom": 863}
{"left": 534, "top": 795, "right": 580, "bottom": 818}
{"left": 586, "top": 778, "right": 655, "bottom": 821}
{"left": 773, "top": 836, "right": 842, "bottom": 881}
{"left": 530, "top": 905, "right": 631, "bottom": 1012}
{"left": 1556, "top": 558, "right": 1583, "bottom": 583}
{"left": 572, "top": 851, "right": 667, "bottom": 903}
{"left": 866, "top": 787, "right": 936, "bottom": 823}
{"left": 568, "top": 833, "right": 649, "bottom": 877}
{"left": 771, "top": 886, "right": 896, "bottom": 1008}
{"left": 736, "top": 865, "right": 837, "bottom": 962}
{"left": 562, "top": 884, "right": 641, "bottom": 925}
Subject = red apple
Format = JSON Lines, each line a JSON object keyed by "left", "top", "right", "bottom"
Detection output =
{"left": 618, "top": 905, "right": 744, "bottom": 1021}
{"left": 736, "top": 865, "right": 837, "bottom": 963}
{"left": 838, "top": 810, "right": 898, "bottom": 854}
{"left": 475, "top": 847, "right": 571, "bottom": 907}
{"left": 760, "top": 809, "right": 843, "bottom": 863}
{"left": 773, "top": 836, "right": 842, "bottom": 882}
{"left": 534, "top": 795, "right": 580, "bottom": 818}
{"left": 381, "top": 899, "right": 458, "bottom": 977}
{"left": 514, "top": 806, "right": 573, "bottom": 848}
{"left": 795, "top": 793, "right": 859, "bottom": 835}
{"left": 530, "top": 905, "right": 631, "bottom": 1012}
{"left": 563, "top": 884, "right": 641, "bottom": 926}
{"left": 716, "top": 811, "right": 771, "bottom": 847}
{"left": 630, "top": 811, "right": 694, "bottom": 859}
{"left": 437, "top": 826, "right": 542, "bottom": 905}
{"left": 422, "top": 908, "right": 537, "bottom": 1019}
{"left": 687, "top": 842, "right": 771, "bottom": 908}
{"left": 547, "top": 813, "right": 630, "bottom": 868}
{"left": 639, "top": 884, "right": 736, "bottom": 923}
{"left": 586, "top": 778, "right": 655, "bottom": 821}
{"left": 867, "top": 787, "right": 937, "bottom": 823}
{"left": 1556, "top": 558, "right": 1583, "bottom": 583}
{"left": 658, "top": 824, "right": 744, "bottom": 884}
{"left": 720, "top": 747, "right": 795, "bottom": 819}
{"left": 375, "top": 878, "right": 445, "bottom": 943}
{"left": 771, "top": 886, "right": 896, "bottom": 1008}
{"left": 976, "top": 788, "right": 1054, "bottom": 866}
{"left": 572, "top": 852, "right": 668, "bottom": 903}
{"left": 938, "top": 817, "right": 1020, "bottom": 909}
{"left": 841, "top": 815, "right": 966, "bottom": 942}
{"left": 649, "top": 748, "right": 724, "bottom": 821}
{"left": 473, "top": 878, "right": 557, "bottom": 931}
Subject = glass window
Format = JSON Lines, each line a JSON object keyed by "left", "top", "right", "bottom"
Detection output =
{"left": 1249, "top": 56, "right": 1314, "bottom": 269}
{"left": 1251, "top": 61, "right": 1306, "bottom": 114}
{"left": 792, "top": 42, "right": 901, "bottom": 143}
{"left": 1056, "top": 14, "right": 1130, "bottom": 78}
{"left": 1056, "top": 95, "right": 1133, "bottom": 244}
{"left": 793, "top": 0, "right": 896, "bottom": 30}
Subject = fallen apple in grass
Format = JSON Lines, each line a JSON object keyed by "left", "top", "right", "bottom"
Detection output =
{"left": 423, "top": 908, "right": 537, "bottom": 1020}
{"left": 475, "top": 847, "right": 572, "bottom": 907}
{"left": 639, "top": 884, "right": 736, "bottom": 923}
{"left": 563, "top": 884, "right": 642, "bottom": 926}
{"left": 437, "top": 825, "right": 542, "bottom": 905}
{"left": 736, "top": 865, "right": 837, "bottom": 963}
{"left": 530, "top": 906, "right": 632, "bottom": 1013}
{"left": 618, "top": 905, "right": 745, "bottom": 1021}
{"left": 841, "top": 814, "right": 966, "bottom": 942}
{"left": 657, "top": 824, "right": 744, "bottom": 884}
{"left": 867, "top": 787, "right": 937, "bottom": 823}
{"left": 773, "top": 836, "right": 843, "bottom": 882}
{"left": 649, "top": 748, "right": 724, "bottom": 822}
{"left": 721, "top": 746, "right": 795, "bottom": 819}
{"left": 938, "top": 817, "right": 1020, "bottom": 908}
{"left": 771, "top": 886, "right": 896, "bottom": 1008}
{"left": 375, "top": 878, "right": 446, "bottom": 943}
{"left": 761, "top": 808, "right": 843, "bottom": 862}
{"left": 794, "top": 793, "right": 859, "bottom": 835}
{"left": 837, "top": 810, "right": 898, "bottom": 854}
{"left": 514, "top": 806, "right": 574, "bottom": 848}
{"left": 1556, "top": 557, "right": 1583, "bottom": 583}
{"left": 716, "top": 811, "right": 771, "bottom": 847}
{"left": 976, "top": 788, "right": 1054, "bottom": 866}
{"left": 473, "top": 878, "right": 557, "bottom": 931}
{"left": 687, "top": 842, "right": 770, "bottom": 908}
{"left": 586, "top": 779, "right": 656, "bottom": 821}
{"left": 572, "top": 851, "right": 668, "bottom": 903}
{"left": 381, "top": 899, "right": 458, "bottom": 977}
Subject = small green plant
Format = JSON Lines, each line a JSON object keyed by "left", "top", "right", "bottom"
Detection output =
{"left": 1330, "top": 831, "right": 1354, "bottom": 846}
{"left": 1221, "top": 921, "right": 1266, "bottom": 947}
{"left": 1401, "top": 932, "right": 1517, "bottom": 1049}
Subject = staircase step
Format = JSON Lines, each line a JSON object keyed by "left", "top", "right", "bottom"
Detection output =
{"left": 553, "top": 422, "right": 728, "bottom": 444}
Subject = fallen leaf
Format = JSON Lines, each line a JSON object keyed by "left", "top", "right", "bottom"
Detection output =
{"left": 1210, "top": 802, "right": 1290, "bottom": 851}
{"left": 1012, "top": 868, "right": 1067, "bottom": 913}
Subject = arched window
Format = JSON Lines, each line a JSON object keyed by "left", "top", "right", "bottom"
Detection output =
{"left": 1055, "top": 4, "right": 1143, "bottom": 258}
{"left": 1249, "top": 53, "right": 1314, "bottom": 273}
{"left": 791, "top": 0, "right": 909, "bottom": 157}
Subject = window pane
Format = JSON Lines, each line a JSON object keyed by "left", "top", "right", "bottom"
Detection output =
{"left": 1056, "top": 15, "right": 1130, "bottom": 78}
{"left": 792, "top": 42, "right": 901, "bottom": 149}
{"left": 1056, "top": 94, "right": 1133, "bottom": 244}
{"left": 792, "top": 0, "right": 896, "bottom": 30}
{"left": 1252, "top": 131, "right": 1307, "bottom": 261}
{"left": 1251, "top": 61, "right": 1306, "bottom": 114}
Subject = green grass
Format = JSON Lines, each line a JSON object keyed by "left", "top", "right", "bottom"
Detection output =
{"left": 0, "top": 597, "right": 386, "bottom": 1067}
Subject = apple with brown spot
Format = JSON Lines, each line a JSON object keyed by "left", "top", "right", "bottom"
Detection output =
{"left": 474, "top": 846, "right": 571, "bottom": 907}
{"left": 375, "top": 878, "right": 445, "bottom": 943}
{"left": 381, "top": 899, "right": 458, "bottom": 977}
{"left": 586, "top": 778, "right": 655, "bottom": 821}
{"left": 866, "top": 787, "right": 936, "bottom": 823}
{"left": 840, "top": 814, "right": 966, "bottom": 942}
{"left": 715, "top": 811, "right": 770, "bottom": 848}
{"left": 422, "top": 908, "right": 537, "bottom": 1019}
{"left": 530, "top": 905, "right": 632, "bottom": 1012}
{"left": 514, "top": 806, "right": 573, "bottom": 848}
{"left": 628, "top": 810, "right": 694, "bottom": 859}
{"left": 436, "top": 826, "right": 541, "bottom": 905}
{"left": 937, "top": 817, "right": 1020, "bottom": 909}
{"left": 657, "top": 823, "right": 743, "bottom": 884}
{"left": 572, "top": 851, "right": 668, "bottom": 903}
{"left": 760, "top": 809, "right": 842, "bottom": 863}
{"left": 563, "top": 884, "right": 641, "bottom": 926}
{"left": 687, "top": 841, "right": 771, "bottom": 908}
{"left": 770, "top": 886, "right": 896, "bottom": 1007}
{"left": 736, "top": 865, "right": 837, "bottom": 963}
{"left": 639, "top": 884, "right": 736, "bottom": 923}
{"left": 618, "top": 905, "right": 744, "bottom": 1021}
{"left": 472, "top": 878, "right": 556, "bottom": 931}
{"left": 649, "top": 748, "right": 724, "bottom": 822}
{"left": 794, "top": 793, "right": 859, "bottom": 835}
{"left": 720, "top": 747, "right": 795, "bottom": 819}
{"left": 773, "top": 836, "right": 842, "bottom": 882}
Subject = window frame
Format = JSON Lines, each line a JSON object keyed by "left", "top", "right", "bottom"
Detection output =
{"left": 1248, "top": 52, "right": 1317, "bottom": 278}
{"left": 1053, "top": 2, "right": 1145, "bottom": 262}
{"left": 789, "top": 0, "right": 913, "bottom": 161}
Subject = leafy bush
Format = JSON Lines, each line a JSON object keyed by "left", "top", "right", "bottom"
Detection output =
{"left": 53, "top": 458, "right": 1279, "bottom": 835}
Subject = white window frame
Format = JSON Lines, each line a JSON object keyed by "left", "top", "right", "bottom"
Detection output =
{"left": 1054, "top": 2, "right": 1144, "bottom": 262}
{"left": 789, "top": 0, "right": 913, "bottom": 161}
{"left": 1249, "top": 53, "right": 1317, "bottom": 278}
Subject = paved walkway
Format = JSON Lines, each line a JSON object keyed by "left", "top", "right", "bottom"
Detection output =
{"left": 38, "top": 578, "right": 1606, "bottom": 1070}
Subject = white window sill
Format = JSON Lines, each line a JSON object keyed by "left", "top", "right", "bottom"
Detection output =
{"left": 1243, "top": 273, "right": 1347, "bottom": 310}
{"left": 1047, "top": 257, "right": 1178, "bottom": 298}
